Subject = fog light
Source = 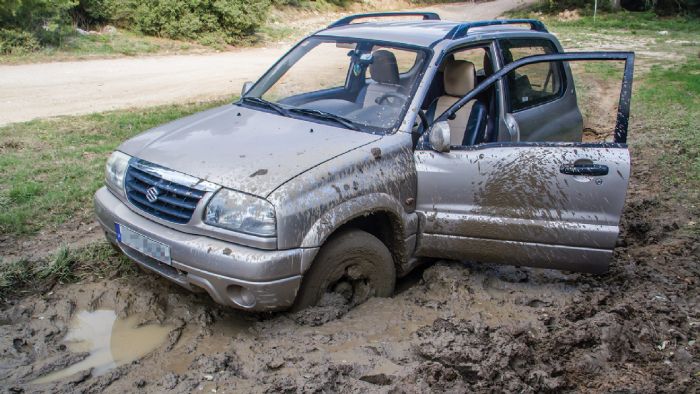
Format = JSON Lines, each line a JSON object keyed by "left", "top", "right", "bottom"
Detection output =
{"left": 227, "top": 285, "right": 256, "bottom": 308}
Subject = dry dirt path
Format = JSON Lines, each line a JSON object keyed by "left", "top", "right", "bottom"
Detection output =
{"left": 0, "top": 0, "right": 533, "bottom": 126}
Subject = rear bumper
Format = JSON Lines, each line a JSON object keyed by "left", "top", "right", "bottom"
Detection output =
{"left": 94, "top": 187, "right": 318, "bottom": 311}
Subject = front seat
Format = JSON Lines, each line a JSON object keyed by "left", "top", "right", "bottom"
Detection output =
{"left": 427, "top": 59, "right": 476, "bottom": 145}
{"left": 362, "top": 50, "right": 406, "bottom": 107}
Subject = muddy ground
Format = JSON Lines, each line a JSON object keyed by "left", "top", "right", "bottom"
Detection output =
{"left": 1, "top": 138, "right": 698, "bottom": 392}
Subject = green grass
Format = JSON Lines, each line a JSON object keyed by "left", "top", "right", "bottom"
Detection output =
{"left": 0, "top": 30, "right": 206, "bottom": 64}
{"left": 636, "top": 59, "right": 700, "bottom": 185}
{"left": 547, "top": 12, "right": 699, "bottom": 33}
{"left": 0, "top": 242, "right": 137, "bottom": 298}
{"left": 581, "top": 61, "right": 624, "bottom": 81}
{"left": 0, "top": 99, "right": 233, "bottom": 236}
{"left": 506, "top": 10, "right": 700, "bottom": 58}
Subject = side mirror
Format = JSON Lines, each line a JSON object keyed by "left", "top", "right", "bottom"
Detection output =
{"left": 241, "top": 81, "right": 254, "bottom": 96}
{"left": 429, "top": 121, "right": 451, "bottom": 152}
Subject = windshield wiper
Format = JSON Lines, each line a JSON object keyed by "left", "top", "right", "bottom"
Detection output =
{"left": 289, "top": 108, "right": 359, "bottom": 131}
{"left": 240, "top": 97, "right": 289, "bottom": 117}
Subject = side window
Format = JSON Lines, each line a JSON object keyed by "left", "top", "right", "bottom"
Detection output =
{"left": 502, "top": 58, "right": 626, "bottom": 143}
{"left": 373, "top": 46, "right": 418, "bottom": 74}
{"left": 500, "top": 39, "right": 564, "bottom": 112}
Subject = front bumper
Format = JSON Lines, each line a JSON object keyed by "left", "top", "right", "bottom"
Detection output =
{"left": 94, "top": 187, "right": 318, "bottom": 311}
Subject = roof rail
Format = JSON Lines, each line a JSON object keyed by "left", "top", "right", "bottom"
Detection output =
{"left": 447, "top": 19, "right": 548, "bottom": 39}
{"left": 328, "top": 12, "right": 441, "bottom": 28}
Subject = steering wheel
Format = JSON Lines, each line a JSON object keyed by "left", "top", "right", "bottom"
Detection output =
{"left": 375, "top": 93, "right": 406, "bottom": 106}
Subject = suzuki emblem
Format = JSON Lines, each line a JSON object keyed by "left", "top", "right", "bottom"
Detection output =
{"left": 145, "top": 187, "right": 160, "bottom": 203}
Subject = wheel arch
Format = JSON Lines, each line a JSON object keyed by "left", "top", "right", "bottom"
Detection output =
{"left": 299, "top": 193, "right": 417, "bottom": 273}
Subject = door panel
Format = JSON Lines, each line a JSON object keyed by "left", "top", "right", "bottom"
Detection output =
{"left": 415, "top": 52, "right": 635, "bottom": 273}
{"left": 414, "top": 145, "right": 630, "bottom": 272}
{"left": 510, "top": 89, "right": 584, "bottom": 142}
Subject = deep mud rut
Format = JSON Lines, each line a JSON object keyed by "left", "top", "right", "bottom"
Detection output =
{"left": 2, "top": 166, "right": 698, "bottom": 393}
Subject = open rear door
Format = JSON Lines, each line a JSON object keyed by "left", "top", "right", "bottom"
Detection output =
{"left": 414, "top": 52, "right": 634, "bottom": 273}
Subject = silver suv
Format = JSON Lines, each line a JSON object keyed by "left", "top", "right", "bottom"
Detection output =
{"left": 94, "top": 13, "right": 635, "bottom": 311}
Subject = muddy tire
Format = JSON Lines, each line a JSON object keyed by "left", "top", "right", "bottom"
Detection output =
{"left": 292, "top": 229, "right": 396, "bottom": 311}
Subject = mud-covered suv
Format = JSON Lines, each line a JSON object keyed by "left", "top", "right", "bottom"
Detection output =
{"left": 94, "top": 12, "right": 635, "bottom": 311}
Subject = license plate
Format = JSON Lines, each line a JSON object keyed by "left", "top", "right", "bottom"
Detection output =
{"left": 115, "top": 223, "right": 171, "bottom": 265}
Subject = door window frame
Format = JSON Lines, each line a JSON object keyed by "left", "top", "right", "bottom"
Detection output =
{"left": 428, "top": 52, "right": 635, "bottom": 148}
{"left": 412, "top": 40, "right": 501, "bottom": 144}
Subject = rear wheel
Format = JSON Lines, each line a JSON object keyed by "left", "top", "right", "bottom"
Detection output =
{"left": 292, "top": 229, "right": 396, "bottom": 311}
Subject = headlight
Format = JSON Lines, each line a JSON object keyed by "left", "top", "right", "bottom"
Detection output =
{"left": 105, "top": 151, "right": 131, "bottom": 196}
{"left": 205, "top": 189, "right": 276, "bottom": 237}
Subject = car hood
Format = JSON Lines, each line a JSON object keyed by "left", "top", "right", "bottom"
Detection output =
{"left": 119, "top": 104, "right": 382, "bottom": 197}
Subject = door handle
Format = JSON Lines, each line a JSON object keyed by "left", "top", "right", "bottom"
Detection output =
{"left": 560, "top": 163, "right": 609, "bottom": 176}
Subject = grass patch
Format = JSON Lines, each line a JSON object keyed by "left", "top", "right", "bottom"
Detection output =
{"left": 0, "top": 242, "right": 137, "bottom": 299}
{"left": 0, "top": 99, "right": 233, "bottom": 236}
{"left": 0, "top": 30, "right": 206, "bottom": 64}
{"left": 529, "top": 11, "right": 699, "bottom": 32}
{"left": 507, "top": 10, "right": 700, "bottom": 56}
{"left": 635, "top": 59, "right": 700, "bottom": 185}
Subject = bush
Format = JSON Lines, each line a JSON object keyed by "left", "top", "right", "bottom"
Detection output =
{"left": 0, "top": 0, "right": 77, "bottom": 47}
{"left": 72, "top": 0, "right": 126, "bottom": 26}
{"left": 132, "top": 0, "right": 270, "bottom": 44}
{"left": 0, "top": 28, "right": 41, "bottom": 54}
{"left": 0, "top": 0, "right": 273, "bottom": 53}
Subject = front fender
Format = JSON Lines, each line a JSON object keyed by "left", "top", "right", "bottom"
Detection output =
{"left": 268, "top": 132, "right": 418, "bottom": 252}
{"left": 300, "top": 192, "right": 415, "bottom": 249}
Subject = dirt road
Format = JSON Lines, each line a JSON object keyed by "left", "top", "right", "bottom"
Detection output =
{"left": 0, "top": 0, "right": 533, "bottom": 126}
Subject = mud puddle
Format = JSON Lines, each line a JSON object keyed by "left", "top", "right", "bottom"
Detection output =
{"left": 31, "top": 309, "right": 174, "bottom": 385}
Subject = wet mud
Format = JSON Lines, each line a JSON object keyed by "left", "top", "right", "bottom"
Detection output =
{"left": 2, "top": 193, "right": 698, "bottom": 393}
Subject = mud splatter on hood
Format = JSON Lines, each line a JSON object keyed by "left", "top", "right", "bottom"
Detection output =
{"left": 118, "top": 105, "right": 382, "bottom": 197}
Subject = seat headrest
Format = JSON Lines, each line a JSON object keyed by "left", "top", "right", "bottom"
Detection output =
{"left": 443, "top": 59, "right": 475, "bottom": 97}
{"left": 370, "top": 50, "right": 400, "bottom": 85}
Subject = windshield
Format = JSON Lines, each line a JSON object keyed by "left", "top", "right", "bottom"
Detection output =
{"left": 244, "top": 36, "right": 429, "bottom": 133}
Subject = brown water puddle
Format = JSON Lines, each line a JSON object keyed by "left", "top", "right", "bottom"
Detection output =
{"left": 32, "top": 309, "right": 173, "bottom": 384}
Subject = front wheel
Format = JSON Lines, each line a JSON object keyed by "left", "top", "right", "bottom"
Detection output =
{"left": 292, "top": 229, "right": 396, "bottom": 311}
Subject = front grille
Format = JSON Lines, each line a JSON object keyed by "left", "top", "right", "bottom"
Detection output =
{"left": 125, "top": 163, "right": 206, "bottom": 224}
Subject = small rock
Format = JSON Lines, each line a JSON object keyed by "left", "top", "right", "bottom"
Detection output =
{"left": 266, "top": 359, "right": 284, "bottom": 370}
{"left": 673, "top": 348, "right": 692, "bottom": 363}
{"left": 160, "top": 373, "right": 179, "bottom": 390}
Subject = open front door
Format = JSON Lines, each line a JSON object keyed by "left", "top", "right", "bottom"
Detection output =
{"left": 414, "top": 52, "right": 634, "bottom": 273}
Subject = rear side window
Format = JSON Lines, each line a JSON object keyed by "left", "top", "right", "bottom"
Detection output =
{"left": 500, "top": 39, "right": 564, "bottom": 111}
